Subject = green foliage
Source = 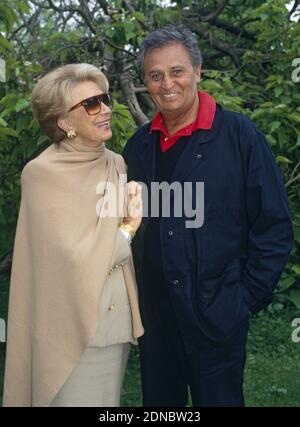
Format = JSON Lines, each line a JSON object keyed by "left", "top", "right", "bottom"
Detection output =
{"left": 201, "top": 70, "right": 245, "bottom": 112}
{"left": 121, "top": 304, "right": 300, "bottom": 407}
{"left": 244, "top": 304, "right": 300, "bottom": 406}
{"left": 108, "top": 99, "right": 137, "bottom": 153}
{"left": 0, "top": 0, "right": 299, "bottom": 306}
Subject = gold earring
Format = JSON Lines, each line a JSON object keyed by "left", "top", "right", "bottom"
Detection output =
{"left": 67, "top": 129, "right": 77, "bottom": 139}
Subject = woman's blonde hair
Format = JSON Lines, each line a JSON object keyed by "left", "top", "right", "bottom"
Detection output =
{"left": 31, "top": 63, "right": 109, "bottom": 142}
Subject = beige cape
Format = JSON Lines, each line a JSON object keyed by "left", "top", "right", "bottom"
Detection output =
{"left": 3, "top": 138, "right": 144, "bottom": 407}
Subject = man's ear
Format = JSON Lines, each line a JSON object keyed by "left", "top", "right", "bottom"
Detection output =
{"left": 195, "top": 65, "right": 201, "bottom": 83}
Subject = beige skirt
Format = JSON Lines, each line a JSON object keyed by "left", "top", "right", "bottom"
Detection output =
{"left": 49, "top": 343, "right": 130, "bottom": 407}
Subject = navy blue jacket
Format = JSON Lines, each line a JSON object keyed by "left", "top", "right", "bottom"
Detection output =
{"left": 123, "top": 104, "right": 294, "bottom": 344}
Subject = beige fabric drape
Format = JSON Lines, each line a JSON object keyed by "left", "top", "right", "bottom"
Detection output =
{"left": 3, "top": 138, "right": 144, "bottom": 407}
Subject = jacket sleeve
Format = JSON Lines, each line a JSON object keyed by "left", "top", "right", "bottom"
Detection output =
{"left": 240, "top": 121, "right": 294, "bottom": 315}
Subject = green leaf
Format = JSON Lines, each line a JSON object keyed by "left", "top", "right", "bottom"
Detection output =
{"left": 251, "top": 109, "right": 266, "bottom": 120}
{"left": 0, "top": 127, "right": 19, "bottom": 137}
{"left": 260, "top": 102, "right": 273, "bottom": 108}
{"left": 0, "top": 3, "right": 18, "bottom": 32}
{"left": 132, "top": 12, "right": 145, "bottom": 21}
{"left": 16, "top": 115, "right": 30, "bottom": 132}
{"left": 16, "top": 0, "right": 30, "bottom": 14}
{"left": 278, "top": 276, "right": 296, "bottom": 292}
{"left": 275, "top": 104, "right": 287, "bottom": 110}
{"left": 288, "top": 113, "right": 300, "bottom": 124}
{"left": 37, "top": 135, "right": 49, "bottom": 145}
{"left": 274, "top": 87, "right": 284, "bottom": 97}
{"left": 124, "top": 21, "right": 135, "bottom": 42}
{"left": 276, "top": 155, "right": 292, "bottom": 164}
{"left": 293, "top": 225, "right": 300, "bottom": 244}
{"left": 15, "top": 99, "right": 30, "bottom": 112}
{"left": 201, "top": 79, "right": 222, "bottom": 90}
{"left": 270, "top": 121, "right": 281, "bottom": 133}
{"left": 265, "top": 134, "right": 277, "bottom": 146}
{"left": 0, "top": 35, "right": 12, "bottom": 50}
{"left": 288, "top": 290, "right": 300, "bottom": 310}
{"left": 0, "top": 117, "right": 8, "bottom": 127}
{"left": 291, "top": 265, "right": 300, "bottom": 276}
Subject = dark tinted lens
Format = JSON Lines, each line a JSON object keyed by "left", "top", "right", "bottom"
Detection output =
{"left": 84, "top": 96, "right": 101, "bottom": 115}
{"left": 100, "top": 93, "right": 112, "bottom": 108}
{"left": 83, "top": 94, "right": 112, "bottom": 115}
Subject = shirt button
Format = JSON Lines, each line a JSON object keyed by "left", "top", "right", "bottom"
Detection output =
{"left": 172, "top": 279, "right": 179, "bottom": 285}
{"left": 168, "top": 230, "right": 173, "bottom": 236}
{"left": 108, "top": 304, "right": 115, "bottom": 311}
{"left": 197, "top": 153, "right": 202, "bottom": 159}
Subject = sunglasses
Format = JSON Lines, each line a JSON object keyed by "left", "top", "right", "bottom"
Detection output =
{"left": 68, "top": 93, "right": 113, "bottom": 115}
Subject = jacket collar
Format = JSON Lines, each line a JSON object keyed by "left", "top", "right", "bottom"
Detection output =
{"left": 139, "top": 104, "right": 223, "bottom": 184}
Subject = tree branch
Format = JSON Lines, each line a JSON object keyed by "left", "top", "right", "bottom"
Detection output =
{"left": 210, "top": 18, "right": 256, "bottom": 41}
{"left": 200, "top": 0, "right": 229, "bottom": 22}
{"left": 288, "top": 0, "right": 299, "bottom": 19}
{"left": 122, "top": 0, "right": 152, "bottom": 31}
{"left": 133, "top": 86, "right": 147, "bottom": 93}
{"left": 78, "top": 0, "right": 98, "bottom": 33}
{"left": 9, "top": 7, "right": 42, "bottom": 41}
{"left": 190, "top": 25, "right": 245, "bottom": 66}
{"left": 43, "top": 0, "right": 98, "bottom": 33}
{"left": 97, "top": 0, "right": 109, "bottom": 15}
{"left": 286, "top": 160, "right": 300, "bottom": 188}
{"left": 103, "top": 37, "right": 137, "bottom": 58}
{"left": 119, "top": 72, "right": 149, "bottom": 125}
{"left": 115, "top": 51, "right": 148, "bottom": 126}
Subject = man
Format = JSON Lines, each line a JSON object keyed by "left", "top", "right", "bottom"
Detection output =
{"left": 122, "top": 24, "right": 293, "bottom": 407}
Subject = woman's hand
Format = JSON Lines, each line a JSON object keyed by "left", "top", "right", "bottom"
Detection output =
{"left": 123, "top": 181, "right": 143, "bottom": 233}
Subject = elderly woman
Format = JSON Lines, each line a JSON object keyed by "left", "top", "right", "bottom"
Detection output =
{"left": 3, "top": 63, "right": 144, "bottom": 407}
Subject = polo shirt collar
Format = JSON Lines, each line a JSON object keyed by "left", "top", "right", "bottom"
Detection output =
{"left": 150, "top": 90, "right": 216, "bottom": 136}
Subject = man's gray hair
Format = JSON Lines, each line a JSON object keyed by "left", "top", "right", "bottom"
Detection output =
{"left": 137, "top": 24, "right": 202, "bottom": 76}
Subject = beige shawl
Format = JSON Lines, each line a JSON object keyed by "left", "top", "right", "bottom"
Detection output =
{"left": 3, "top": 138, "right": 144, "bottom": 407}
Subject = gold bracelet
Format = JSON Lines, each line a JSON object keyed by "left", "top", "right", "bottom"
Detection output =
{"left": 119, "top": 223, "right": 136, "bottom": 239}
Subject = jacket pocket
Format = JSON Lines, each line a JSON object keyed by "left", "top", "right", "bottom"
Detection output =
{"left": 197, "top": 258, "right": 242, "bottom": 307}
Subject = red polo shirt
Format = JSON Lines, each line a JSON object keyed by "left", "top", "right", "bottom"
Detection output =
{"left": 150, "top": 90, "right": 216, "bottom": 152}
